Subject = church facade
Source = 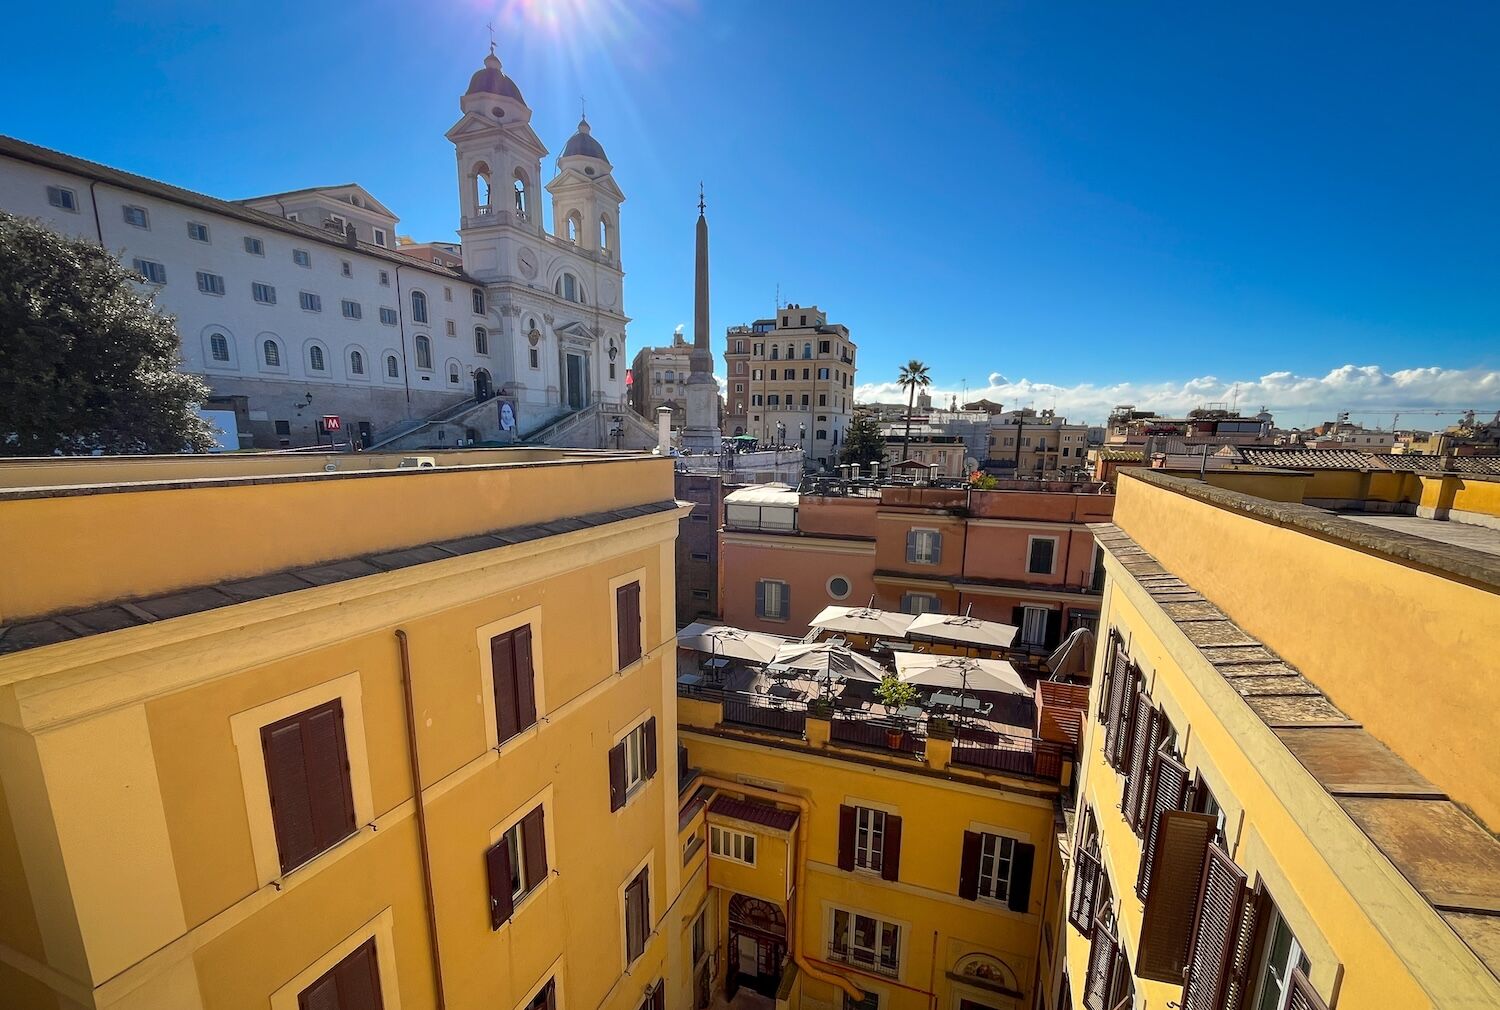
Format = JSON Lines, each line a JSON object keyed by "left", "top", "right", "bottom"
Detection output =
{"left": 0, "top": 48, "right": 634, "bottom": 450}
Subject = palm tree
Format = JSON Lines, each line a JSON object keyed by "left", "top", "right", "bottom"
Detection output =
{"left": 898, "top": 360, "right": 932, "bottom": 462}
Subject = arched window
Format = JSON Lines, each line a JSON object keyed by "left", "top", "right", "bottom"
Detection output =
{"left": 474, "top": 326, "right": 488, "bottom": 354}
{"left": 473, "top": 162, "right": 492, "bottom": 211}
{"left": 210, "top": 333, "right": 230, "bottom": 362}
{"left": 411, "top": 290, "right": 428, "bottom": 323}
{"left": 350, "top": 350, "right": 364, "bottom": 375}
{"left": 449, "top": 364, "right": 460, "bottom": 385}
{"left": 513, "top": 170, "right": 529, "bottom": 217}
{"left": 263, "top": 339, "right": 280, "bottom": 367}
{"left": 786, "top": 343, "right": 795, "bottom": 359}
{"left": 566, "top": 212, "right": 581, "bottom": 243}
{"left": 308, "top": 345, "right": 326, "bottom": 372}
{"left": 386, "top": 354, "right": 400, "bottom": 378}
{"left": 770, "top": 345, "right": 779, "bottom": 360}
{"left": 414, "top": 335, "right": 433, "bottom": 370}
{"left": 803, "top": 343, "right": 812, "bottom": 359}
{"left": 599, "top": 214, "right": 612, "bottom": 251}
{"left": 665, "top": 369, "right": 675, "bottom": 382}
{"left": 555, "top": 273, "right": 586, "bottom": 304}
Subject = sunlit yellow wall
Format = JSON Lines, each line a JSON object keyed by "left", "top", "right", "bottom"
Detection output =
{"left": 1199, "top": 470, "right": 1310, "bottom": 501}
{"left": 0, "top": 497, "right": 682, "bottom": 1009}
{"left": 681, "top": 731, "right": 1059, "bottom": 1010}
{"left": 1113, "top": 471, "right": 1500, "bottom": 827}
{"left": 1063, "top": 552, "right": 1488, "bottom": 1010}
{"left": 706, "top": 819, "right": 791, "bottom": 903}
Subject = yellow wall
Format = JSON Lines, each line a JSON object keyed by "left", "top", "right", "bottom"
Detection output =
{"left": 1113, "top": 471, "right": 1500, "bottom": 828}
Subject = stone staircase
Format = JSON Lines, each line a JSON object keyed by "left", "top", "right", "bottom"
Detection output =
{"left": 521, "top": 402, "right": 659, "bottom": 450}
{"left": 367, "top": 397, "right": 658, "bottom": 452}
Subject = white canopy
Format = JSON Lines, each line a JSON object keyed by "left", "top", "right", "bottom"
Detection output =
{"left": 677, "top": 623, "right": 784, "bottom": 665}
{"left": 905, "top": 612, "right": 1019, "bottom": 649}
{"left": 894, "top": 653, "right": 1030, "bottom": 696}
{"left": 810, "top": 605, "right": 916, "bottom": 639}
{"left": 772, "top": 641, "right": 887, "bottom": 684}
{"left": 1047, "top": 626, "right": 1097, "bottom": 677}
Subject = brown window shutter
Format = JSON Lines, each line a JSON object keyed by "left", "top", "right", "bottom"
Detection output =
{"left": 880, "top": 814, "right": 903, "bottom": 882}
{"left": 264, "top": 719, "right": 318, "bottom": 874}
{"left": 644, "top": 717, "right": 658, "bottom": 780}
{"left": 543, "top": 979, "right": 557, "bottom": 1010}
{"left": 837, "top": 805, "right": 857, "bottom": 871}
{"left": 1136, "top": 810, "right": 1216, "bottom": 981}
{"left": 617, "top": 582, "right": 643, "bottom": 668}
{"left": 1110, "top": 674, "right": 1140, "bottom": 770}
{"left": 651, "top": 981, "right": 666, "bottom": 1010}
{"left": 1137, "top": 750, "right": 1191, "bottom": 899}
{"left": 1068, "top": 847, "right": 1101, "bottom": 936}
{"left": 514, "top": 624, "right": 537, "bottom": 730}
{"left": 1082, "top": 930, "right": 1118, "bottom": 1010}
{"left": 522, "top": 806, "right": 548, "bottom": 883}
{"left": 298, "top": 974, "right": 339, "bottom": 1010}
{"left": 609, "top": 742, "right": 627, "bottom": 812}
{"left": 1101, "top": 652, "right": 1129, "bottom": 757}
{"left": 958, "top": 829, "right": 982, "bottom": 900}
{"left": 1122, "top": 698, "right": 1156, "bottom": 827}
{"left": 1286, "top": 969, "right": 1330, "bottom": 1010}
{"left": 493, "top": 631, "right": 520, "bottom": 742}
{"left": 304, "top": 703, "right": 356, "bottom": 856}
{"left": 334, "top": 938, "right": 383, "bottom": 1010}
{"left": 263, "top": 700, "right": 355, "bottom": 875}
{"left": 1181, "top": 845, "right": 1248, "bottom": 1010}
{"left": 1223, "top": 883, "right": 1269, "bottom": 1010}
{"left": 487, "top": 839, "right": 514, "bottom": 928}
{"left": 1007, "top": 841, "right": 1035, "bottom": 912}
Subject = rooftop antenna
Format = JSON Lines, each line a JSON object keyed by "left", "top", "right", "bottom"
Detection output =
{"left": 776, "top": 282, "right": 781, "bottom": 310}
{"left": 486, "top": 20, "right": 496, "bottom": 55}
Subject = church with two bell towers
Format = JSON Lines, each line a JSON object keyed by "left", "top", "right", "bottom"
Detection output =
{"left": 447, "top": 45, "right": 632, "bottom": 435}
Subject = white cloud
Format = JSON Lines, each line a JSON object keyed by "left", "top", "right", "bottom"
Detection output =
{"left": 855, "top": 364, "right": 1500, "bottom": 428}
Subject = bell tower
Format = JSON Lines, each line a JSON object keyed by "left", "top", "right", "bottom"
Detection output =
{"left": 545, "top": 116, "right": 626, "bottom": 264}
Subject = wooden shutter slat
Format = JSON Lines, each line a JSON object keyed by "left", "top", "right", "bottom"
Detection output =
{"left": 514, "top": 625, "right": 537, "bottom": 730}
{"left": 881, "top": 814, "right": 903, "bottom": 882}
{"left": 1082, "top": 930, "right": 1117, "bottom": 1010}
{"left": 263, "top": 720, "right": 317, "bottom": 873}
{"left": 298, "top": 974, "right": 340, "bottom": 1010}
{"left": 522, "top": 806, "right": 548, "bottom": 883}
{"left": 487, "top": 839, "right": 514, "bottom": 928}
{"left": 1122, "top": 698, "right": 1156, "bottom": 827}
{"left": 1181, "top": 845, "right": 1248, "bottom": 1010}
{"left": 1224, "top": 883, "right": 1268, "bottom": 1010}
{"left": 1102, "top": 653, "right": 1131, "bottom": 760}
{"left": 1007, "top": 841, "right": 1034, "bottom": 913}
{"left": 1110, "top": 674, "right": 1140, "bottom": 770}
{"left": 1287, "top": 969, "right": 1330, "bottom": 1010}
{"left": 1136, "top": 810, "right": 1217, "bottom": 982}
{"left": 609, "top": 742, "right": 627, "bottom": 812}
{"left": 303, "top": 704, "right": 356, "bottom": 853}
{"left": 334, "top": 938, "right": 384, "bottom": 1010}
{"left": 837, "top": 805, "right": 857, "bottom": 871}
{"left": 644, "top": 717, "right": 658, "bottom": 780}
{"left": 958, "top": 830, "right": 982, "bottom": 900}
{"left": 493, "top": 631, "right": 520, "bottom": 742}
{"left": 1068, "top": 848, "right": 1101, "bottom": 936}
{"left": 1137, "top": 750, "right": 1191, "bottom": 899}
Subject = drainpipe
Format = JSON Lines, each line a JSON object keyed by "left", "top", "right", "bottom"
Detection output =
{"left": 693, "top": 775, "right": 864, "bottom": 1001}
{"left": 395, "top": 630, "right": 447, "bottom": 1009}
{"left": 87, "top": 181, "right": 104, "bottom": 245}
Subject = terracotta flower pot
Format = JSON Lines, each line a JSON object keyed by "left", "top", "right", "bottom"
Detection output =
{"left": 886, "top": 728, "right": 904, "bottom": 748}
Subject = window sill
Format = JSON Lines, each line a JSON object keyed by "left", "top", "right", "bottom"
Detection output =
{"left": 272, "top": 823, "right": 369, "bottom": 890}
{"left": 496, "top": 873, "right": 556, "bottom": 930}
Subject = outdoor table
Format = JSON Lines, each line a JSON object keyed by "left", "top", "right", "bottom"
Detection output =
{"left": 678, "top": 672, "right": 704, "bottom": 687}
{"left": 701, "top": 657, "right": 729, "bottom": 673}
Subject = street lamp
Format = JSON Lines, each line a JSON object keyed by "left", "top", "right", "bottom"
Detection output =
{"left": 776, "top": 421, "right": 786, "bottom": 445}
{"left": 610, "top": 415, "right": 624, "bottom": 450}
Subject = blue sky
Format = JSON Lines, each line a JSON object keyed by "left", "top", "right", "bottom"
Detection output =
{"left": 3, "top": 1, "right": 1497, "bottom": 425}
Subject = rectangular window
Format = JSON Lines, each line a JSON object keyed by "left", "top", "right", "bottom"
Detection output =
{"left": 485, "top": 804, "right": 548, "bottom": 927}
{"left": 976, "top": 832, "right": 1016, "bottom": 901}
{"left": 196, "top": 271, "right": 225, "bottom": 295}
{"left": 530, "top": 348, "right": 540, "bottom": 369}
{"left": 1254, "top": 905, "right": 1310, "bottom": 1010}
{"left": 293, "top": 248, "right": 311, "bottom": 267}
{"left": 900, "top": 593, "right": 940, "bottom": 616}
{"left": 373, "top": 227, "right": 387, "bottom": 247}
{"left": 297, "top": 937, "right": 382, "bottom": 1010}
{"left": 490, "top": 625, "right": 538, "bottom": 745}
{"left": 819, "top": 340, "right": 831, "bottom": 353}
{"left": 1028, "top": 537, "right": 1057, "bottom": 575}
{"left": 752, "top": 369, "right": 763, "bottom": 380}
{"left": 616, "top": 581, "right": 642, "bottom": 668}
{"left": 300, "top": 291, "right": 322, "bottom": 312}
{"left": 446, "top": 320, "right": 456, "bottom": 337}
{"left": 122, "top": 204, "right": 149, "bottom": 228}
{"left": 829, "top": 908, "right": 901, "bottom": 977}
{"left": 132, "top": 259, "right": 167, "bottom": 284}
{"left": 472, "top": 288, "right": 485, "bottom": 314}
{"left": 624, "top": 867, "right": 650, "bottom": 965}
{"left": 709, "top": 825, "right": 757, "bottom": 865}
{"left": 525, "top": 980, "right": 557, "bottom": 1010}
{"left": 341, "top": 299, "right": 362, "bottom": 319}
{"left": 244, "top": 236, "right": 264, "bottom": 255}
{"left": 1020, "top": 606, "right": 1049, "bottom": 646}
{"left": 907, "top": 529, "right": 941, "bottom": 565}
{"left": 341, "top": 260, "right": 353, "bottom": 278}
{"left": 378, "top": 306, "right": 398, "bottom": 325}
{"left": 756, "top": 579, "right": 789, "bottom": 620}
{"left": 853, "top": 807, "right": 886, "bottom": 872}
{"left": 379, "top": 270, "right": 390, "bottom": 287}
{"left": 187, "top": 221, "right": 209, "bottom": 242}
{"left": 692, "top": 911, "right": 707, "bottom": 963}
{"left": 46, "top": 185, "right": 77, "bottom": 212}
{"left": 261, "top": 700, "right": 357, "bottom": 874}
{"left": 609, "top": 719, "right": 657, "bottom": 811}
{"left": 444, "top": 286, "right": 453, "bottom": 301}
{"left": 252, "top": 282, "right": 277, "bottom": 305}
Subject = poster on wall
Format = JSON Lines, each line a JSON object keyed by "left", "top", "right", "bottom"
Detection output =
{"left": 498, "top": 397, "right": 519, "bottom": 434}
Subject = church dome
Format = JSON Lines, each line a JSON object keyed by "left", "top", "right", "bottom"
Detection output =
{"left": 562, "top": 119, "right": 609, "bottom": 162}
{"left": 466, "top": 53, "right": 525, "bottom": 103}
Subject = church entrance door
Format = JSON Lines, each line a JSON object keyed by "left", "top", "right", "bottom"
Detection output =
{"left": 565, "top": 353, "right": 586, "bottom": 411}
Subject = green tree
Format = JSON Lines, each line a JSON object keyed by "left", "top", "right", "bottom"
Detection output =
{"left": 897, "top": 359, "right": 931, "bottom": 461}
{"left": 839, "top": 410, "right": 886, "bottom": 468}
{"left": 0, "top": 212, "right": 215, "bottom": 455}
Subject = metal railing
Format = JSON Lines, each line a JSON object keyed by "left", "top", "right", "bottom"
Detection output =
{"left": 826, "top": 943, "right": 900, "bottom": 978}
{"left": 830, "top": 715, "right": 924, "bottom": 756}
{"left": 951, "top": 732, "right": 1068, "bottom": 781}
{"left": 721, "top": 692, "right": 807, "bottom": 737}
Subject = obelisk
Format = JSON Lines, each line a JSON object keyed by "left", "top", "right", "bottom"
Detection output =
{"left": 681, "top": 185, "right": 722, "bottom": 454}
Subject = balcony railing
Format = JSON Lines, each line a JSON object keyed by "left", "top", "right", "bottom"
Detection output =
{"left": 830, "top": 715, "right": 924, "bottom": 756}
{"left": 722, "top": 693, "right": 807, "bottom": 737}
{"left": 951, "top": 731, "right": 1068, "bottom": 782}
{"left": 827, "top": 944, "right": 899, "bottom": 978}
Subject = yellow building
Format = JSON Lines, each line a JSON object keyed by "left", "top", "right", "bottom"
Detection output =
{"left": 1054, "top": 467, "right": 1500, "bottom": 1010}
{"left": 674, "top": 672, "right": 1089, "bottom": 1010}
{"left": 0, "top": 448, "right": 688, "bottom": 1010}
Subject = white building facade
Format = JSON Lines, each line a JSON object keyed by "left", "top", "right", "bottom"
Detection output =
{"left": 0, "top": 48, "right": 635, "bottom": 449}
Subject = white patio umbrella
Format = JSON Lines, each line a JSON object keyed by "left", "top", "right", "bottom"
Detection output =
{"left": 676, "top": 623, "right": 783, "bottom": 665}
{"left": 1046, "top": 626, "right": 1097, "bottom": 678}
{"left": 810, "top": 605, "right": 916, "bottom": 639}
{"left": 905, "top": 612, "right": 1019, "bottom": 650}
{"left": 772, "top": 641, "right": 887, "bottom": 693}
{"left": 894, "top": 653, "right": 1030, "bottom": 696}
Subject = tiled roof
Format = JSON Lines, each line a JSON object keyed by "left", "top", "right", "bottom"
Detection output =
{"left": 708, "top": 794, "right": 799, "bottom": 832}
{"left": 1237, "top": 447, "right": 1381, "bottom": 469}
{"left": 0, "top": 499, "right": 681, "bottom": 656}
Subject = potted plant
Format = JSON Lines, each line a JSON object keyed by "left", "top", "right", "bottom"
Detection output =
{"left": 875, "top": 675, "right": 919, "bottom": 748}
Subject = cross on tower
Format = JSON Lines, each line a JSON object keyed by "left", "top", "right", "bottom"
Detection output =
{"left": 486, "top": 21, "right": 496, "bottom": 55}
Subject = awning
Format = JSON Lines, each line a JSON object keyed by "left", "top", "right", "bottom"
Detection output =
{"left": 1046, "top": 626, "right": 1097, "bottom": 677}
{"left": 905, "top": 612, "right": 1019, "bottom": 649}
{"left": 810, "top": 605, "right": 916, "bottom": 638}
{"left": 677, "top": 623, "right": 784, "bottom": 665}
{"left": 772, "top": 641, "right": 887, "bottom": 684}
{"left": 894, "top": 653, "right": 1030, "bottom": 696}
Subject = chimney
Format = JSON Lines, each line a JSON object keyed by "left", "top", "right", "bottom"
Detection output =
{"left": 656, "top": 406, "right": 673, "bottom": 456}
